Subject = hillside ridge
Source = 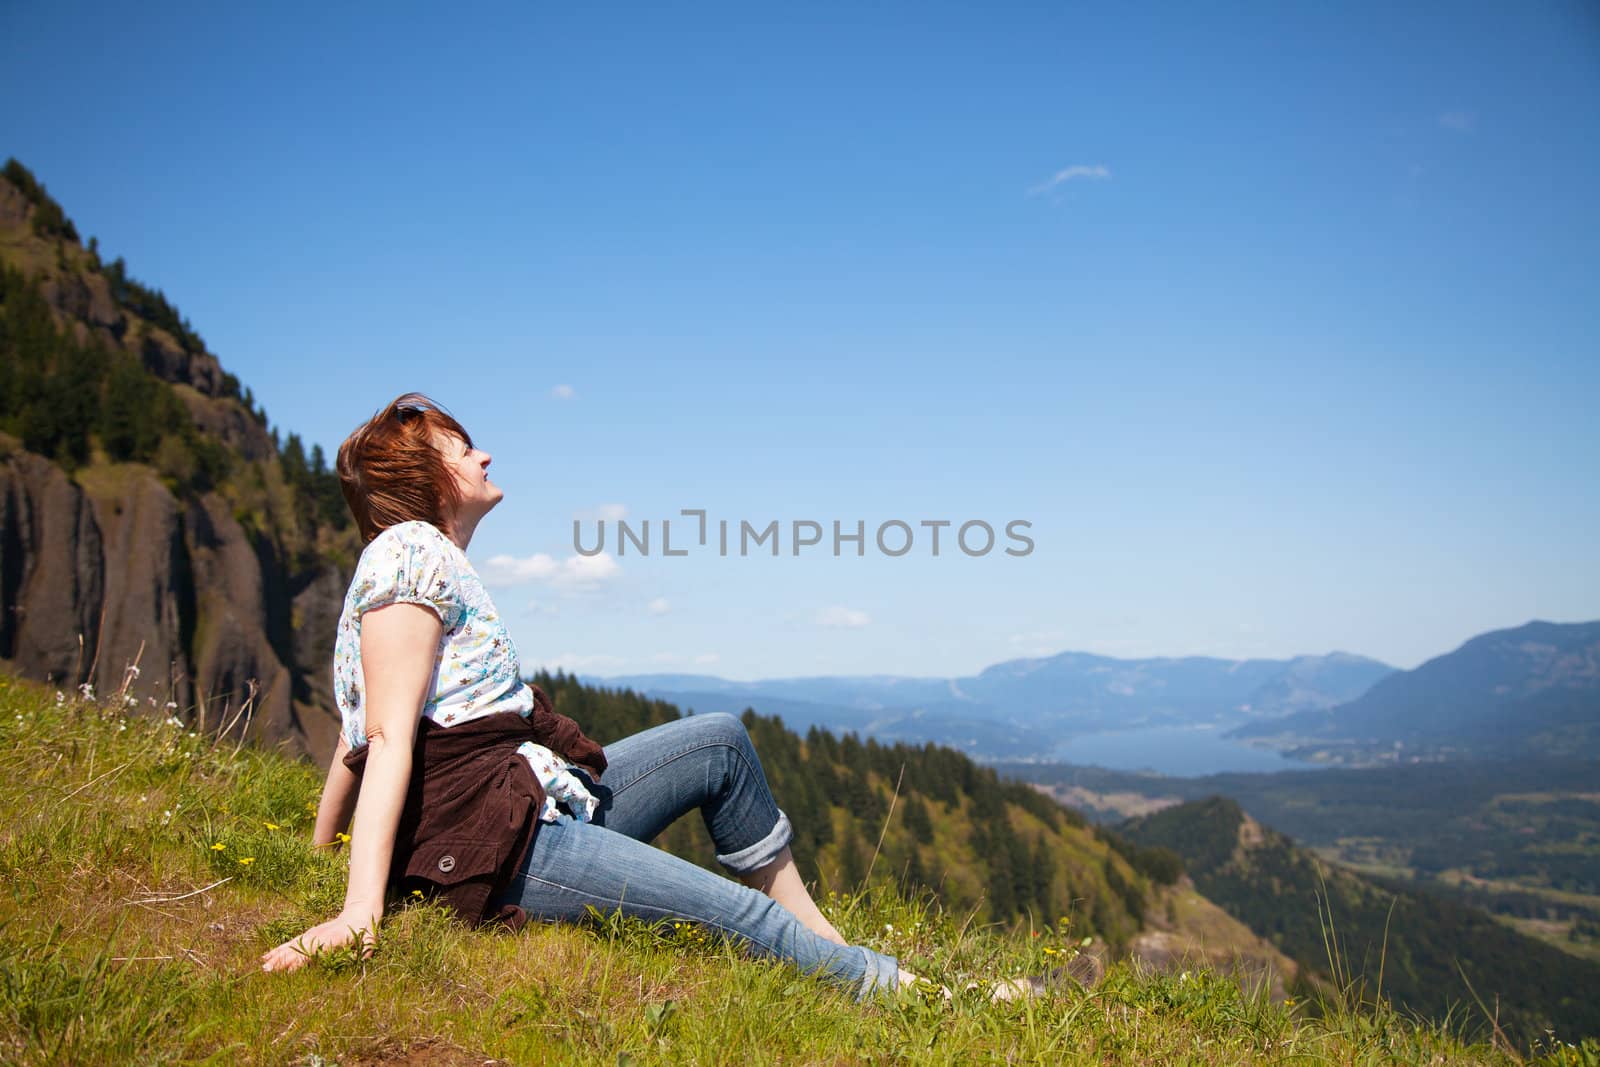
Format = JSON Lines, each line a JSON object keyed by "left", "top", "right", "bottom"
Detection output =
{"left": 0, "top": 158, "right": 356, "bottom": 759}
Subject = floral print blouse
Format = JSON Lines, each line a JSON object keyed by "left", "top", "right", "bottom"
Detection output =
{"left": 333, "top": 520, "right": 596, "bottom": 823}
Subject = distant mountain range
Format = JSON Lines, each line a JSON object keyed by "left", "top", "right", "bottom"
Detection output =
{"left": 586, "top": 649, "right": 1393, "bottom": 759}
{"left": 595, "top": 620, "right": 1600, "bottom": 764}
{"left": 1230, "top": 619, "right": 1600, "bottom": 760}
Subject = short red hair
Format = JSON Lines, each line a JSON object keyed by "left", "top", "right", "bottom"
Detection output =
{"left": 336, "top": 393, "right": 474, "bottom": 544}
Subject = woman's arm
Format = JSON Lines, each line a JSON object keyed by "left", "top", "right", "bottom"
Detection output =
{"left": 261, "top": 602, "right": 443, "bottom": 973}
{"left": 312, "top": 734, "right": 357, "bottom": 848}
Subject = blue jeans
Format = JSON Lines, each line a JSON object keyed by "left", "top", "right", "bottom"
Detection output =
{"left": 487, "top": 712, "right": 901, "bottom": 1001}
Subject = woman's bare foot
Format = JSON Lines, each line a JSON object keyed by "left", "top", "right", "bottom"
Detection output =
{"left": 899, "top": 968, "right": 952, "bottom": 998}
{"left": 984, "top": 951, "right": 1107, "bottom": 1001}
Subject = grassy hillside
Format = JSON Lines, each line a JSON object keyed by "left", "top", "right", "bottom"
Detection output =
{"left": 2, "top": 675, "right": 1574, "bottom": 1065}
{"left": 1120, "top": 797, "right": 1600, "bottom": 1049}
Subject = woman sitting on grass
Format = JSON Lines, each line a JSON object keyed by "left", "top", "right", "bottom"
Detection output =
{"left": 258, "top": 393, "right": 912, "bottom": 1000}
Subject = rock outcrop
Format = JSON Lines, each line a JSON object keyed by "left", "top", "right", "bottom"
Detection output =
{"left": 0, "top": 438, "right": 344, "bottom": 759}
{"left": 0, "top": 448, "right": 104, "bottom": 684}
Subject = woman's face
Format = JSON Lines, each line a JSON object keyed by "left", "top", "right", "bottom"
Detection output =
{"left": 434, "top": 429, "right": 504, "bottom": 526}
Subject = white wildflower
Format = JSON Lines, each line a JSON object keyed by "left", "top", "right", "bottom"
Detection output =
{"left": 78, "top": 683, "right": 95, "bottom": 701}
{"left": 55, "top": 691, "right": 65, "bottom": 704}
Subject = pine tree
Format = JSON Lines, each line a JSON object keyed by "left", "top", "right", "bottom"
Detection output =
{"left": 904, "top": 793, "right": 934, "bottom": 844}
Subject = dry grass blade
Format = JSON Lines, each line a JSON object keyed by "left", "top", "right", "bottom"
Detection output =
{"left": 125, "top": 877, "right": 235, "bottom": 907}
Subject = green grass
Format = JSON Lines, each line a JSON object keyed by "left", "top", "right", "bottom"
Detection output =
{"left": 0, "top": 674, "right": 1590, "bottom": 1066}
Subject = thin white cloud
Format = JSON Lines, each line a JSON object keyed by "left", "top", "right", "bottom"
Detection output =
{"left": 1438, "top": 110, "right": 1476, "bottom": 133}
{"left": 1028, "top": 164, "right": 1111, "bottom": 196}
{"left": 552, "top": 384, "right": 576, "bottom": 400}
{"left": 647, "top": 597, "right": 671, "bottom": 616}
{"left": 815, "top": 605, "right": 871, "bottom": 629}
{"left": 694, "top": 652, "right": 720, "bottom": 666}
{"left": 481, "top": 550, "right": 621, "bottom": 589}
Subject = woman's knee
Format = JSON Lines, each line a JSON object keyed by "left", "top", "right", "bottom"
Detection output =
{"left": 693, "top": 711, "right": 754, "bottom": 752}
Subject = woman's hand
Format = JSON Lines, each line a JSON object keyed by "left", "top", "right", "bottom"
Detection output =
{"left": 260, "top": 908, "right": 379, "bottom": 973}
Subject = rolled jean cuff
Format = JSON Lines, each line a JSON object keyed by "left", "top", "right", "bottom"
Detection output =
{"left": 856, "top": 946, "right": 902, "bottom": 1002}
{"left": 715, "top": 808, "right": 793, "bottom": 874}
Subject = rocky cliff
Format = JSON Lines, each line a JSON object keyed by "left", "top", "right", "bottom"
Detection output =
{"left": 0, "top": 162, "right": 349, "bottom": 761}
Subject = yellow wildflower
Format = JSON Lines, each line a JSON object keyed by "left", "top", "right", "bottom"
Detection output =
{"left": 264, "top": 822, "right": 280, "bottom": 831}
{"left": 238, "top": 856, "right": 255, "bottom": 866}
{"left": 211, "top": 842, "right": 226, "bottom": 851}
{"left": 336, "top": 831, "right": 352, "bottom": 844}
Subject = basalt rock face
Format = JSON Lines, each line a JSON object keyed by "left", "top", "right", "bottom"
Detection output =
{"left": 77, "top": 461, "right": 188, "bottom": 703}
{"left": 0, "top": 441, "right": 344, "bottom": 760}
{"left": 0, "top": 450, "right": 104, "bottom": 683}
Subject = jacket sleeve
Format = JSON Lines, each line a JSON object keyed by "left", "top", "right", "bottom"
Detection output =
{"left": 527, "top": 684, "right": 608, "bottom": 781}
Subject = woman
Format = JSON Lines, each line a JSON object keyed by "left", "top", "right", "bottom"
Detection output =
{"left": 259, "top": 393, "right": 909, "bottom": 1000}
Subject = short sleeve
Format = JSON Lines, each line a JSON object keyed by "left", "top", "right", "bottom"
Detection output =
{"left": 347, "top": 521, "right": 465, "bottom": 629}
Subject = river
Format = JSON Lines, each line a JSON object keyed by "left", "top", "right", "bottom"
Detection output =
{"left": 1050, "top": 723, "right": 1326, "bottom": 777}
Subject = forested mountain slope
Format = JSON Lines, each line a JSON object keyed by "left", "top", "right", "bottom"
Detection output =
{"left": 1120, "top": 797, "right": 1600, "bottom": 1045}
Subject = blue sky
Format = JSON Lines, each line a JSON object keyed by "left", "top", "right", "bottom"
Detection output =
{"left": 3, "top": 2, "right": 1597, "bottom": 678}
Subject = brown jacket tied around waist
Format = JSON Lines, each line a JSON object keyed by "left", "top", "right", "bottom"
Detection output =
{"left": 341, "top": 683, "right": 608, "bottom": 931}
